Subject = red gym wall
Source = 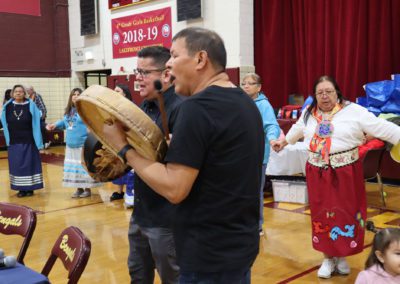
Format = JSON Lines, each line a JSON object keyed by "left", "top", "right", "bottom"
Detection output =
{"left": 0, "top": 0, "right": 70, "bottom": 77}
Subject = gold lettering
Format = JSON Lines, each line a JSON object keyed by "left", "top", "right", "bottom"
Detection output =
{"left": 143, "top": 15, "right": 164, "bottom": 24}
{"left": 0, "top": 210, "right": 23, "bottom": 229}
{"left": 59, "top": 235, "right": 76, "bottom": 262}
{"left": 132, "top": 19, "right": 143, "bottom": 26}
{"left": 118, "top": 43, "right": 163, "bottom": 55}
{"left": 120, "top": 22, "right": 132, "bottom": 28}
{"left": 119, "top": 46, "right": 141, "bottom": 53}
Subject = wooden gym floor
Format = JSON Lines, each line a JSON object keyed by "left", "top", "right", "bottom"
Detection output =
{"left": 0, "top": 146, "right": 399, "bottom": 283}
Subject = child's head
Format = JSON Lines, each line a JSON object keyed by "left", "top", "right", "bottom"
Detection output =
{"left": 64, "top": 88, "right": 83, "bottom": 115}
{"left": 366, "top": 227, "right": 400, "bottom": 276}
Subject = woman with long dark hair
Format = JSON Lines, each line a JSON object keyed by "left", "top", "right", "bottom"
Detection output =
{"left": 2, "top": 89, "right": 12, "bottom": 105}
{"left": 0, "top": 85, "right": 43, "bottom": 197}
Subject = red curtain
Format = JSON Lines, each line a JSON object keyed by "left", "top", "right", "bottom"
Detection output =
{"left": 254, "top": 0, "right": 400, "bottom": 108}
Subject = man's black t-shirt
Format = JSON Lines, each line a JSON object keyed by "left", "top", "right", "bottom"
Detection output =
{"left": 165, "top": 85, "right": 264, "bottom": 272}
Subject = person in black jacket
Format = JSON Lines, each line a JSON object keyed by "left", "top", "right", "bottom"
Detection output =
{"left": 129, "top": 46, "right": 182, "bottom": 284}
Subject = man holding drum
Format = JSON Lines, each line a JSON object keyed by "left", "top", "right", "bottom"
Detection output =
{"left": 104, "top": 28, "right": 264, "bottom": 284}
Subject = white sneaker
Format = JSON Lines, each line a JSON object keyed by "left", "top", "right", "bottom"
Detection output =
{"left": 317, "top": 258, "right": 336, "bottom": 279}
{"left": 124, "top": 192, "right": 134, "bottom": 208}
{"left": 79, "top": 189, "right": 91, "bottom": 198}
{"left": 71, "top": 188, "right": 84, "bottom": 198}
{"left": 336, "top": 257, "right": 350, "bottom": 275}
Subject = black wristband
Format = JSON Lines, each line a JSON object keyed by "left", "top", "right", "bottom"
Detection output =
{"left": 117, "top": 144, "right": 134, "bottom": 164}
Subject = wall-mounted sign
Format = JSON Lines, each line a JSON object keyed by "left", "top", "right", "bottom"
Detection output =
{"left": 111, "top": 7, "right": 172, "bottom": 59}
{"left": 109, "top": 0, "right": 154, "bottom": 10}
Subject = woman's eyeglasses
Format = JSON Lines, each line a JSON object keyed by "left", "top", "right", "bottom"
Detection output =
{"left": 316, "top": 89, "right": 336, "bottom": 96}
{"left": 241, "top": 82, "right": 259, "bottom": 86}
{"left": 133, "top": 68, "right": 166, "bottom": 77}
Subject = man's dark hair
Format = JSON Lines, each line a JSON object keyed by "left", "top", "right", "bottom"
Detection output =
{"left": 173, "top": 27, "right": 227, "bottom": 72}
{"left": 137, "top": 46, "right": 171, "bottom": 69}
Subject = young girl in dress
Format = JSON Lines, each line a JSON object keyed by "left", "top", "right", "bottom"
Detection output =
{"left": 47, "top": 88, "right": 102, "bottom": 198}
{"left": 355, "top": 227, "right": 400, "bottom": 283}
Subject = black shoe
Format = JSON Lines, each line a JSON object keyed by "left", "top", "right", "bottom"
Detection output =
{"left": 17, "top": 191, "right": 27, "bottom": 198}
{"left": 26, "top": 191, "right": 34, "bottom": 196}
{"left": 110, "top": 192, "right": 124, "bottom": 201}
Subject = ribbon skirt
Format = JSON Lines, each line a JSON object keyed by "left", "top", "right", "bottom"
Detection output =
{"left": 306, "top": 160, "right": 366, "bottom": 256}
{"left": 8, "top": 143, "right": 43, "bottom": 191}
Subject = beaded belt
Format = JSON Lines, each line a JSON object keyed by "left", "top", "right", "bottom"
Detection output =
{"left": 308, "top": 147, "right": 359, "bottom": 169}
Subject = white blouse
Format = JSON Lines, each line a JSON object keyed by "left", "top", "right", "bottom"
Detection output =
{"left": 285, "top": 103, "right": 400, "bottom": 154}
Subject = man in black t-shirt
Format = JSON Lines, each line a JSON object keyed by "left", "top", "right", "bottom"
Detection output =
{"left": 103, "top": 28, "right": 264, "bottom": 284}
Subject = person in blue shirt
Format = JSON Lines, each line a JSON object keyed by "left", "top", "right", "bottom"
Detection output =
{"left": 242, "top": 73, "right": 280, "bottom": 236}
{"left": 47, "top": 88, "right": 102, "bottom": 198}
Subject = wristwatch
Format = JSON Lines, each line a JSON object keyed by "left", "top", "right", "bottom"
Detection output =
{"left": 117, "top": 144, "right": 134, "bottom": 164}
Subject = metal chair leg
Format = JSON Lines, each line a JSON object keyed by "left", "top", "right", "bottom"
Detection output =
{"left": 376, "top": 173, "right": 386, "bottom": 208}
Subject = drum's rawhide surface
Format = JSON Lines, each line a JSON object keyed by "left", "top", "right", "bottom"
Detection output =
{"left": 76, "top": 85, "right": 168, "bottom": 163}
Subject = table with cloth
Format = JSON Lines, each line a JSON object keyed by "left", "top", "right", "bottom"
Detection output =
{"left": 0, "top": 263, "right": 50, "bottom": 284}
{"left": 266, "top": 142, "right": 308, "bottom": 176}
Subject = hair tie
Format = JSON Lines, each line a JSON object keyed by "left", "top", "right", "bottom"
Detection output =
{"left": 366, "top": 220, "right": 378, "bottom": 233}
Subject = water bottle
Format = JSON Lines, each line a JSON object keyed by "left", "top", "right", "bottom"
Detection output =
{"left": 292, "top": 109, "right": 298, "bottom": 119}
{"left": 277, "top": 108, "right": 282, "bottom": 119}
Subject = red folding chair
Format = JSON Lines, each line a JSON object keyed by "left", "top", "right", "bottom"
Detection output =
{"left": 41, "top": 226, "right": 91, "bottom": 284}
{"left": 0, "top": 202, "right": 37, "bottom": 264}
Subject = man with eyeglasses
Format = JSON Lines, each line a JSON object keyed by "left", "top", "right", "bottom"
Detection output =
{"left": 128, "top": 46, "right": 182, "bottom": 284}
{"left": 103, "top": 27, "right": 263, "bottom": 283}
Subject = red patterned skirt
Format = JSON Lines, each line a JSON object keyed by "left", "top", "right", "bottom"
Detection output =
{"left": 306, "top": 151, "right": 366, "bottom": 257}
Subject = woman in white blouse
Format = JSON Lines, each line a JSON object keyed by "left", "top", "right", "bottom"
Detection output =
{"left": 272, "top": 75, "right": 400, "bottom": 279}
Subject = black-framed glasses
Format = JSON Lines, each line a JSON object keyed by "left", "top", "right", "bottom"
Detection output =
{"left": 133, "top": 68, "right": 166, "bottom": 77}
{"left": 315, "top": 89, "right": 336, "bottom": 97}
{"left": 241, "top": 82, "right": 259, "bottom": 86}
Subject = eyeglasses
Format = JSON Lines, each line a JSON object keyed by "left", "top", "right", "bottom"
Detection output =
{"left": 133, "top": 68, "right": 166, "bottom": 77}
{"left": 316, "top": 89, "right": 336, "bottom": 96}
{"left": 241, "top": 82, "right": 259, "bottom": 86}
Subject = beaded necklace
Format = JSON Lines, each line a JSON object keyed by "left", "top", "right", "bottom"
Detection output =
{"left": 309, "top": 103, "right": 342, "bottom": 163}
{"left": 12, "top": 101, "right": 27, "bottom": 120}
{"left": 67, "top": 108, "right": 77, "bottom": 129}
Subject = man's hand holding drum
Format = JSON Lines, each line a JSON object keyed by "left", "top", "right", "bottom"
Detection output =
{"left": 103, "top": 120, "right": 131, "bottom": 153}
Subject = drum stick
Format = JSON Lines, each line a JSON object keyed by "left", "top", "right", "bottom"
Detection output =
{"left": 154, "top": 80, "right": 170, "bottom": 141}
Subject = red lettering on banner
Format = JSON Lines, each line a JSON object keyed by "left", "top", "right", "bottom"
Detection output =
{"left": 111, "top": 7, "right": 172, "bottom": 58}
{"left": 0, "top": 0, "right": 41, "bottom": 16}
